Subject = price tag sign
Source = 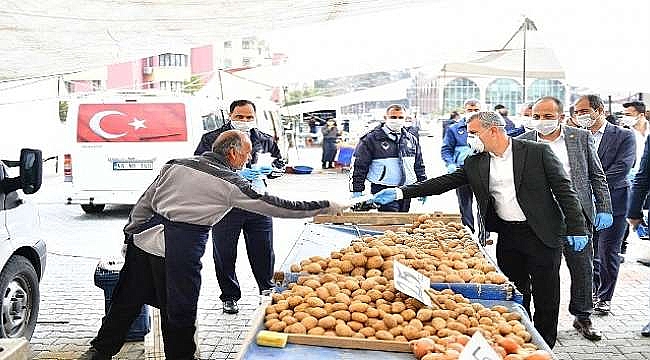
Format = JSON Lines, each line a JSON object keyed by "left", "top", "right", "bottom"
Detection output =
{"left": 393, "top": 261, "right": 432, "bottom": 306}
{"left": 459, "top": 332, "right": 501, "bottom": 360}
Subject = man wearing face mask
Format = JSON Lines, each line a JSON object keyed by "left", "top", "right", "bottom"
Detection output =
{"left": 194, "top": 100, "right": 286, "bottom": 314}
{"left": 83, "top": 130, "right": 346, "bottom": 360}
{"left": 518, "top": 96, "right": 612, "bottom": 341}
{"left": 573, "top": 95, "right": 636, "bottom": 315}
{"left": 351, "top": 104, "right": 426, "bottom": 212}
{"left": 620, "top": 101, "right": 648, "bottom": 256}
{"left": 441, "top": 99, "right": 481, "bottom": 232}
{"left": 373, "top": 111, "right": 587, "bottom": 348}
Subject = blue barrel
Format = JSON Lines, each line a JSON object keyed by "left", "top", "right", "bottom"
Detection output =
{"left": 94, "top": 258, "right": 151, "bottom": 342}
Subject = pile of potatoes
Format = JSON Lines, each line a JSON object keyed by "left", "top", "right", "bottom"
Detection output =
{"left": 290, "top": 219, "right": 507, "bottom": 285}
{"left": 264, "top": 273, "right": 535, "bottom": 350}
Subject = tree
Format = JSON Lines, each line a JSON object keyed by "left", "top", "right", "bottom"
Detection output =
{"left": 183, "top": 75, "right": 204, "bottom": 95}
{"left": 59, "top": 101, "right": 68, "bottom": 122}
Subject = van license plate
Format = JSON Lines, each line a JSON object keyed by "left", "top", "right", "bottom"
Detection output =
{"left": 113, "top": 161, "right": 154, "bottom": 170}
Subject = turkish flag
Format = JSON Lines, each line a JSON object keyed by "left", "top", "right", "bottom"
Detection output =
{"left": 76, "top": 103, "right": 188, "bottom": 142}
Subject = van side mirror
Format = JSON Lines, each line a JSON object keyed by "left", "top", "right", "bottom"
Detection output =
{"left": 20, "top": 149, "right": 42, "bottom": 194}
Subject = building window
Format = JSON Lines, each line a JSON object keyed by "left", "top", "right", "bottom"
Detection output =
{"left": 159, "top": 81, "right": 184, "bottom": 93}
{"left": 158, "top": 53, "right": 188, "bottom": 67}
{"left": 224, "top": 41, "right": 232, "bottom": 48}
{"left": 91, "top": 80, "right": 102, "bottom": 91}
{"left": 242, "top": 57, "right": 251, "bottom": 66}
{"left": 242, "top": 40, "right": 251, "bottom": 49}
{"left": 485, "top": 78, "right": 522, "bottom": 115}
{"left": 527, "top": 79, "right": 565, "bottom": 103}
{"left": 443, "top": 78, "right": 480, "bottom": 112}
{"left": 224, "top": 58, "right": 232, "bottom": 68}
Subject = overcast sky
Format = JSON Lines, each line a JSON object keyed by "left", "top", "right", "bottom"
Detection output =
{"left": 265, "top": 0, "right": 650, "bottom": 92}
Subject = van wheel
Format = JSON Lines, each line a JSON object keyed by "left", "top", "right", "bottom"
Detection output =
{"left": 0, "top": 255, "right": 39, "bottom": 340}
{"left": 81, "top": 204, "right": 105, "bottom": 213}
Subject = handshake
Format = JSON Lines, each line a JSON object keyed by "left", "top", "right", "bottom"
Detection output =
{"left": 351, "top": 189, "right": 426, "bottom": 206}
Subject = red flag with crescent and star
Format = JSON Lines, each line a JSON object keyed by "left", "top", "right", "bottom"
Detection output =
{"left": 76, "top": 103, "right": 188, "bottom": 142}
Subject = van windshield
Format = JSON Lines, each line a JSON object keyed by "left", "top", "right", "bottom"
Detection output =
{"left": 76, "top": 103, "right": 187, "bottom": 142}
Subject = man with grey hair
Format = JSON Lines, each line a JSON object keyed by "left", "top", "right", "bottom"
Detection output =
{"left": 83, "top": 130, "right": 347, "bottom": 360}
{"left": 375, "top": 111, "right": 587, "bottom": 348}
{"left": 441, "top": 99, "right": 481, "bottom": 232}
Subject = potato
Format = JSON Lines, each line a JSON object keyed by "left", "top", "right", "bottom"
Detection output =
{"left": 335, "top": 323, "right": 355, "bottom": 337}
{"left": 498, "top": 323, "right": 513, "bottom": 335}
{"left": 360, "top": 279, "right": 377, "bottom": 291}
{"left": 349, "top": 302, "right": 369, "bottom": 313}
{"left": 479, "top": 317, "right": 493, "bottom": 326}
{"left": 359, "top": 327, "right": 375, "bottom": 337}
{"left": 293, "top": 311, "right": 311, "bottom": 322}
{"left": 299, "top": 315, "right": 318, "bottom": 330}
{"left": 292, "top": 285, "right": 313, "bottom": 297}
{"left": 290, "top": 263, "right": 302, "bottom": 272}
{"left": 375, "top": 330, "right": 394, "bottom": 340}
{"left": 401, "top": 309, "right": 416, "bottom": 321}
{"left": 389, "top": 326, "right": 403, "bottom": 337}
{"left": 339, "top": 260, "right": 355, "bottom": 273}
{"left": 351, "top": 288, "right": 367, "bottom": 298}
{"left": 265, "top": 318, "right": 280, "bottom": 329}
{"left": 285, "top": 323, "right": 307, "bottom": 334}
{"left": 366, "top": 307, "right": 380, "bottom": 318}
{"left": 383, "top": 314, "right": 398, "bottom": 328}
{"left": 324, "top": 283, "right": 340, "bottom": 297}
{"left": 366, "top": 269, "right": 383, "bottom": 278}
{"left": 402, "top": 324, "right": 420, "bottom": 340}
{"left": 371, "top": 319, "right": 388, "bottom": 331}
{"left": 350, "top": 254, "right": 368, "bottom": 267}
{"left": 278, "top": 309, "right": 294, "bottom": 319}
{"left": 366, "top": 289, "right": 383, "bottom": 302}
{"left": 308, "top": 307, "right": 328, "bottom": 319}
{"left": 445, "top": 273, "right": 464, "bottom": 283}
{"left": 269, "top": 320, "right": 286, "bottom": 332}
{"left": 351, "top": 312, "right": 368, "bottom": 323}
{"left": 417, "top": 308, "right": 433, "bottom": 322}
{"left": 315, "top": 287, "right": 330, "bottom": 301}
{"left": 351, "top": 267, "right": 367, "bottom": 277}
{"left": 303, "top": 263, "right": 322, "bottom": 274}
{"left": 503, "top": 312, "right": 522, "bottom": 321}
{"left": 348, "top": 320, "right": 365, "bottom": 332}
{"left": 335, "top": 293, "right": 351, "bottom": 305}
{"left": 331, "top": 303, "right": 349, "bottom": 312}
{"left": 324, "top": 330, "right": 337, "bottom": 337}
{"left": 318, "top": 315, "right": 337, "bottom": 329}
{"left": 331, "top": 310, "right": 352, "bottom": 322}
{"left": 447, "top": 321, "right": 467, "bottom": 333}
{"left": 353, "top": 294, "right": 372, "bottom": 303}
{"left": 391, "top": 302, "right": 406, "bottom": 314}
{"left": 431, "top": 317, "right": 447, "bottom": 330}
{"left": 306, "top": 297, "right": 325, "bottom": 307}
{"left": 366, "top": 256, "right": 385, "bottom": 269}
{"left": 382, "top": 291, "right": 396, "bottom": 302}
{"left": 265, "top": 313, "right": 279, "bottom": 321}
{"left": 308, "top": 326, "right": 325, "bottom": 335}
{"left": 409, "top": 319, "right": 424, "bottom": 330}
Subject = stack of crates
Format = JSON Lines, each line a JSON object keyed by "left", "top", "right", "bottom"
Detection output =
{"left": 94, "top": 258, "right": 151, "bottom": 341}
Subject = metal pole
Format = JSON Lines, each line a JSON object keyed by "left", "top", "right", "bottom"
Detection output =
{"left": 522, "top": 19, "right": 527, "bottom": 104}
{"left": 608, "top": 95, "right": 612, "bottom": 114}
{"left": 217, "top": 70, "right": 225, "bottom": 99}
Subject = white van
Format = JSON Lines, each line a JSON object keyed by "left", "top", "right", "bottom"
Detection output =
{"left": 63, "top": 93, "right": 229, "bottom": 213}
{"left": 0, "top": 149, "right": 46, "bottom": 339}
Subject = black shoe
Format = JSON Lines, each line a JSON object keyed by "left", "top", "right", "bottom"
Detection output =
{"left": 223, "top": 300, "right": 239, "bottom": 314}
{"left": 79, "top": 347, "right": 112, "bottom": 360}
{"left": 573, "top": 318, "right": 602, "bottom": 341}
{"left": 594, "top": 300, "right": 611, "bottom": 314}
{"left": 642, "top": 322, "right": 650, "bottom": 337}
{"left": 620, "top": 254, "right": 625, "bottom": 263}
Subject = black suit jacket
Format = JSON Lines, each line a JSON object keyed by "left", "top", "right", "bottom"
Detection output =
{"left": 401, "top": 138, "right": 586, "bottom": 248}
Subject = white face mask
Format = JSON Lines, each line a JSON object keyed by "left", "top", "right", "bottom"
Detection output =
{"left": 467, "top": 134, "right": 485, "bottom": 153}
{"left": 231, "top": 120, "right": 255, "bottom": 132}
{"left": 519, "top": 116, "right": 534, "bottom": 130}
{"left": 384, "top": 121, "right": 403, "bottom": 133}
{"left": 534, "top": 119, "right": 560, "bottom": 136}
{"left": 575, "top": 112, "right": 598, "bottom": 129}
{"left": 620, "top": 115, "right": 639, "bottom": 127}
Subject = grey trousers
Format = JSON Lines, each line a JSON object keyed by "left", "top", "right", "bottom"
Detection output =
{"left": 562, "top": 225, "right": 594, "bottom": 320}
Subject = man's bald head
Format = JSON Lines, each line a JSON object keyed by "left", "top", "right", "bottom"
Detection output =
{"left": 212, "top": 130, "right": 252, "bottom": 169}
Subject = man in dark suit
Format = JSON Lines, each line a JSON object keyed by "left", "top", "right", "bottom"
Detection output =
{"left": 625, "top": 133, "right": 650, "bottom": 337}
{"left": 519, "top": 96, "right": 612, "bottom": 340}
{"left": 574, "top": 95, "right": 636, "bottom": 314}
{"left": 374, "top": 111, "right": 587, "bottom": 348}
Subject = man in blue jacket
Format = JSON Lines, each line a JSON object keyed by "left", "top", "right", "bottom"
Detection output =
{"left": 441, "top": 99, "right": 480, "bottom": 231}
{"left": 574, "top": 95, "right": 636, "bottom": 315}
{"left": 351, "top": 104, "right": 426, "bottom": 212}
{"left": 194, "top": 100, "right": 285, "bottom": 315}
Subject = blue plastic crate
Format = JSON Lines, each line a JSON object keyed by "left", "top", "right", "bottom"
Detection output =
{"left": 336, "top": 146, "right": 354, "bottom": 167}
{"left": 94, "top": 259, "right": 151, "bottom": 342}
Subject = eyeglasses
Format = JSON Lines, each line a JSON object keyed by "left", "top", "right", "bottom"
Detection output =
{"left": 387, "top": 116, "right": 405, "bottom": 119}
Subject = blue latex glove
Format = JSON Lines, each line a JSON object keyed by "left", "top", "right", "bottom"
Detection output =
{"left": 565, "top": 235, "right": 588, "bottom": 252}
{"left": 352, "top": 192, "right": 362, "bottom": 198}
{"left": 446, "top": 163, "right": 458, "bottom": 174}
{"left": 258, "top": 165, "right": 273, "bottom": 175}
{"left": 239, "top": 168, "right": 260, "bottom": 181}
{"left": 418, "top": 197, "right": 427, "bottom": 204}
{"left": 594, "top": 212, "right": 613, "bottom": 231}
{"left": 373, "top": 189, "right": 398, "bottom": 205}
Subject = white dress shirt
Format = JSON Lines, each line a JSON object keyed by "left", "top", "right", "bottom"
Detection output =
{"left": 538, "top": 126, "right": 571, "bottom": 178}
{"left": 592, "top": 121, "right": 607, "bottom": 151}
{"left": 489, "top": 139, "right": 527, "bottom": 221}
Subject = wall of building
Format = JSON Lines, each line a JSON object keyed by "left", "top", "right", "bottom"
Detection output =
{"left": 106, "top": 61, "right": 140, "bottom": 90}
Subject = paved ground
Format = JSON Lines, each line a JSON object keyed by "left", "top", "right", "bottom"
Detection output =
{"left": 26, "top": 136, "right": 650, "bottom": 359}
